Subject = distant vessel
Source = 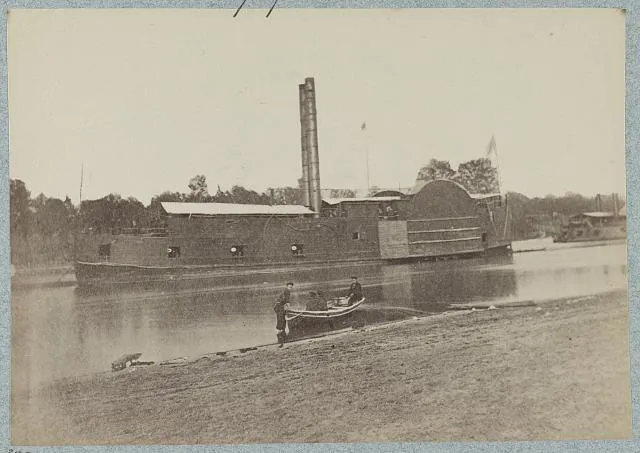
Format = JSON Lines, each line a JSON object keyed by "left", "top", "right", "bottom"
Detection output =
{"left": 554, "top": 195, "right": 626, "bottom": 243}
{"left": 74, "top": 77, "right": 512, "bottom": 288}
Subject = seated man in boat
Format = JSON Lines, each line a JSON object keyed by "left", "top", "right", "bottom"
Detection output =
{"left": 346, "top": 276, "right": 363, "bottom": 306}
{"left": 306, "top": 291, "right": 328, "bottom": 311}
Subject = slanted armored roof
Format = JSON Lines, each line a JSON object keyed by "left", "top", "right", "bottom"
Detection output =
{"left": 161, "top": 202, "right": 314, "bottom": 216}
{"left": 323, "top": 196, "right": 402, "bottom": 205}
{"left": 408, "top": 179, "right": 501, "bottom": 199}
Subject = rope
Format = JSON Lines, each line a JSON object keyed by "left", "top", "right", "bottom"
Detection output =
{"left": 285, "top": 312, "right": 304, "bottom": 321}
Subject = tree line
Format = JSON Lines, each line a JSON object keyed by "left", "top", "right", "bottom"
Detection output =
{"left": 10, "top": 158, "right": 623, "bottom": 266}
{"left": 9, "top": 175, "right": 356, "bottom": 266}
{"left": 416, "top": 158, "right": 500, "bottom": 194}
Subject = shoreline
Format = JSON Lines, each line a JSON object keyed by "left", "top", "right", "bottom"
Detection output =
{"left": 13, "top": 289, "right": 631, "bottom": 445}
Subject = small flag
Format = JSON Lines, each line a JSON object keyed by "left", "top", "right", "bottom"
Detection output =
{"left": 361, "top": 122, "right": 366, "bottom": 131}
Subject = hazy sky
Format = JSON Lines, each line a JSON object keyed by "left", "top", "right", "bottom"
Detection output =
{"left": 8, "top": 8, "right": 626, "bottom": 204}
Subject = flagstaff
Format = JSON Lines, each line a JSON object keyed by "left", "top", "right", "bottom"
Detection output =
{"left": 79, "top": 163, "right": 84, "bottom": 205}
{"left": 362, "top": 121, "right": 370, "bottom": 194}
{"left": 487, "top": 135, "right": 503, "bottom": 194}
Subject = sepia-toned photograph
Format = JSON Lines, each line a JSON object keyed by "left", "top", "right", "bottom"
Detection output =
{"left": 8, "top": 7, "right": 630, "bottom": 445}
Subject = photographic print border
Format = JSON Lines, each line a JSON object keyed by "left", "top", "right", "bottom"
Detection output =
{"left": 0, "top": 1, "right": 637, "bottom": 452}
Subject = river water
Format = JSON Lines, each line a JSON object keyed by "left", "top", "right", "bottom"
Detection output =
{"left": 12, "top": 241, "right": 627, "bottom": 394}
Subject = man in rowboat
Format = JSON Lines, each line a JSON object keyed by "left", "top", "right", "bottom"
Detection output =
{"left": 274, "top": 282, "right": 294, "bottom": 348}
{"left": 306, "top": 291, "right": 328, "bottom": 311}
{"left": 346, "top": 276, "right": 363, "bottom": 306}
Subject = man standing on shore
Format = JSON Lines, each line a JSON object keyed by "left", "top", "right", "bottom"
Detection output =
{"left": 274, "top": 282, "right": 294, "bottom": 347}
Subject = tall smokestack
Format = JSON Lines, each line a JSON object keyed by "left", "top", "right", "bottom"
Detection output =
{"left": 613, "top": 193, "right": 619, "bottom": 217}
{"left": 304, "top": 77, "right": 322, "bottom": 217}
{"left": 595, "top": 194, "right": 602, "bottom": 211}
{"left": 298, "top": 85, "right": 311, "bottom": 208}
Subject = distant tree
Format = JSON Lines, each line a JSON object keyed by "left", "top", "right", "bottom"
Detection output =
{"left": 80, "top": 194, "right": 148, "bottom": 232}
{"left": 416, "top": 159, "right": 456, "bottom": 182}
{"left": 152, "top": 191, "right": 185, "bottom": 203}
{"left": 504, "top": 192, "right": 531, "bottom": 239}
{"left": 35, "top": 197, "right": 70, "bottom": 236}
{"left": 10, "top": 179, "right": 32, "bottom": 239}
{"left": 31, "top": 193, "right": 47, "bottom": 214}
{"left": 521, "top": 192, "right": 593, "bottom": 218}
{"left": 330, "top": 189, "right": 356, "bottom": 198}
{"left": 187, "top": 174, "right": 209, "bottom": 201}
{"left": 80, "top": 195, "right": 114, "bottom": 231}
{"left": 63, "top": 196, "right": 77, "bottom": 218}
{"left": 227, "top": 185, "right": 271, "bottom": 205}
{"left": 122, "top": 197, "right": 149, "bottom": 227}
{"left": 552, "top": 192, "right": 593, "bottom": 215}
{"left": 269, "top": 187, "right": 304, "bottom": 205}
{"left": 454, "top": 158, "right": 499, "bottom": 194}
{"left": 211, "top": 185, "right": 231, "bottom": 203}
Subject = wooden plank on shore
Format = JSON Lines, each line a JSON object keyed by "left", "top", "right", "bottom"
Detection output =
{"left": 447, "top": 300, "right": 537, "bottom": 311}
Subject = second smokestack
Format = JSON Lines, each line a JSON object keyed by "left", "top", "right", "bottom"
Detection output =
{"left": 303, "top": 77, "right": 322, "bottom": 217}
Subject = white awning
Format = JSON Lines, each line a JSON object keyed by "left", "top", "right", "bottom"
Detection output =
{"left": 161, "top": 202, "right": 314, "bottom": 216}
{"left": 323, "top": 196, "right": 401, "bottom": 205}
{"left": 470, "top": 193, "right": 502, "bottom": 199}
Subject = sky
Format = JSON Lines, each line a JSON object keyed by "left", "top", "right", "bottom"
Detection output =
{"left": 8, "top": 8, "right": 626, "bottom": 204}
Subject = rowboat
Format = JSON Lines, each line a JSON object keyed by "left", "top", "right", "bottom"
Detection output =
{"left": 285, "top": 297, "right": 365, "bottom": 321}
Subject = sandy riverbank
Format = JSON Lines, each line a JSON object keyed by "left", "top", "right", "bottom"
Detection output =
{"left": 13, "top": 290, "right": 631, "bottom": 445}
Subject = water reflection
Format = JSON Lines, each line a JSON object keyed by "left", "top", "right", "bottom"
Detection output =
{"left": 12, "top": 243, "right": 627, "bottom": 395}
{"left": 377, "top": 255, "right": 518, "bottom": 311}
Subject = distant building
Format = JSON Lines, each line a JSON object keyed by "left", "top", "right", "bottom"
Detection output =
{"left": 554, "top": 209, "right": 626, "bottom": 243}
